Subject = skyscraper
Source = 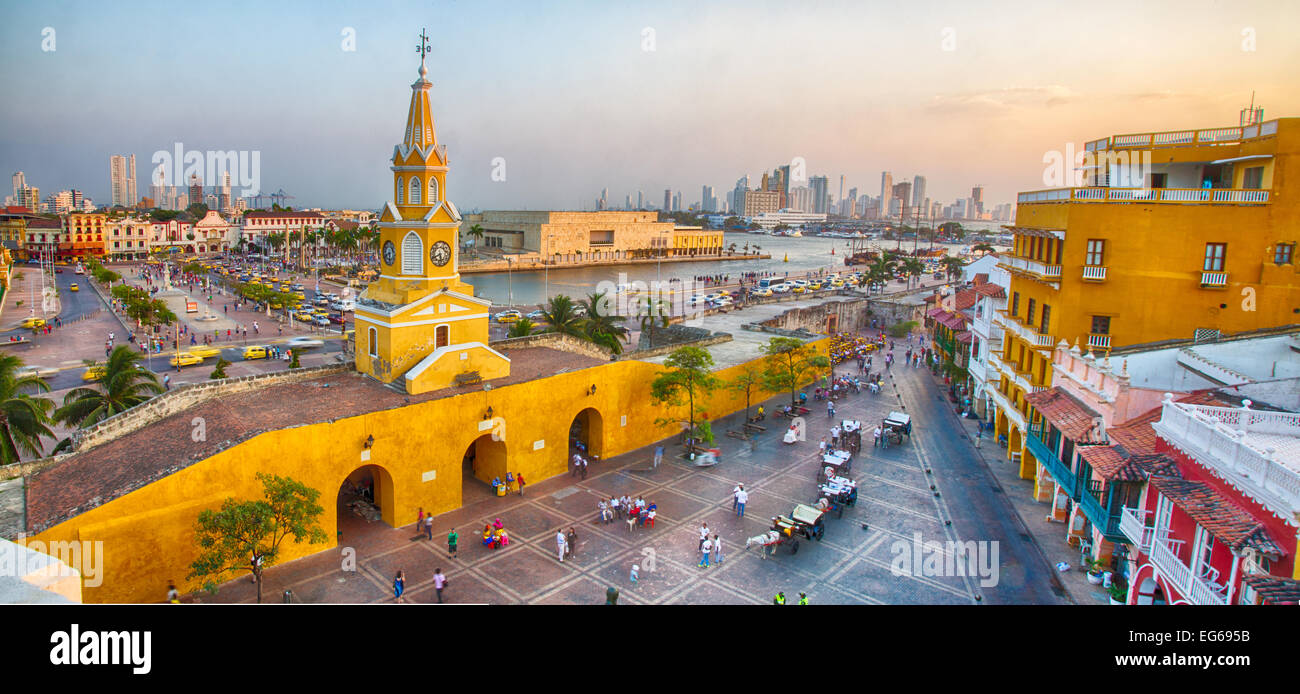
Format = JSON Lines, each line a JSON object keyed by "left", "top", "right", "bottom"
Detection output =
{"left": 110, "top": 154, "right": 138, "bottom": 207}
{"left": 636, "top": 190, "right": 643, "bottom": 209}
{"left": 971, "top": 185, "right": 985, "bottom": 216}
{"left": 879, "top": 172, "right": 894, "bottom": 219}
{"left": 912, "top": 175, "right": 927, "bottom": 209}
{"left": 11, "top": 172, "right": 25, "bottom": 204}
{"left": 701, "top": 185, "right": 716, "bottom": 212}
{"left": 189, "top": 174, "right": 203, "bottom": 209}
{"left": 663, "top": 189, "right": 672, "bottom": 211}
{"left": 838, "top": 175, "right": 845, "bottom": 207}
{"left": 810, "top": 175, "right": 829, "bottom": 214}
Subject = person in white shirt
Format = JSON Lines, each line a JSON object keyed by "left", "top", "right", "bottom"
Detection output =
{"left": 610, "top": 495, "right": 620, "bottom": 518}
{"left": 699, "top": 537, "right": 713, "bottom": 568}
{"left": 736, "top": 488, "right": 749, "bottom": 518}
{"left": 873, "top": 426, "right": 883, "bottom": 448}
{"left": 699, "top": 522, "right": 710, "bottom": 550}
{"left": 732, "top": 484, "right": 743, "bottom": 512}
{"left": 556, "top": 530, "right": 568, "bottom": 562}
{"left": 712, "top": 534, "right": 723, "bottom": 564}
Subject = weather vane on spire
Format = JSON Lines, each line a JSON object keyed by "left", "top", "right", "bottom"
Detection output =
{"left": 416, "top": 28, "right": 431, "bottom": 66}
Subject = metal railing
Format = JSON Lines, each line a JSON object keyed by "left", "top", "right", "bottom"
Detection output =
{"left": 1087, "top": 334, "right": 1111, "bottom": 350}
{"left": 1149, "top": 532, "right": 1228, "bottom": 605}
{"left": 1018, "top": 187, "right": 1270, "bottom": 206}
{"left": 1088, "top": 121, "right": 1278, "bottom": 150}
{"left": 1119, "top": 506, "right": 1153, "bottom": 553}
{"left": 998, "top": 255, "right": 1062, "bottom": 280}
{"left": 1026, "top": 427, "right": 1076, "bottom": 499}
{"left": 993, "top": 310, "right": 1056, "bottom": 349}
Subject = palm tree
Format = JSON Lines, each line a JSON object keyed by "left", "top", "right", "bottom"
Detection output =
{"left": 541, "top": 295, "right": 585, "bottom": 338}
{"left": 902, "top": 258, "right": 925, "bottom": 288}
{"left": 972, "top": 242, "right": 996, "bottom": 256}
{"left": 464, "top": 224, "right": 485, "bottom": 258}
{"left": 638, "top": 296, "right": 670, "bottom": 349}
{"left": 581, "top": 291, "right": 628, "bottom": 354}
{"left": 0, "top": 355, "right": 56, "bottom": 463}
{"left": 55, "top": 346, "right": 163, "bottom": 429}
{"left": 507, "top": 317, "right": 537, "bottom": 338}
{"left": 942, "top": 256, "right": 966, "bottom": 280}
{"left": 867, "top": 256, "right": 897, "bottom": 294}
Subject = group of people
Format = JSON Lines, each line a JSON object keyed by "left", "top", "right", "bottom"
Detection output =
{"left": 828, "top": 331, "right": 881, "bottom": 365}
{"left": 489, "top": 471, "right": 526, "bottom": 495}
{"left": 481, "top": 518, "right": 510, "bottom": 549}
{"left": 599, "top": 495, "right": 656, "bottom": 528}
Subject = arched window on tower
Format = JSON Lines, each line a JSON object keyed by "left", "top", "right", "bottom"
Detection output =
{"left": 410, "top": 177, "right": 421, "bottom": 205}
{"left": 428, "top": 177, "right": 439, "bottom": 204}
{"left": 401, "top": 231, "right": 423, "bottom": 275}
{"left": 396, "top": 177, "right": 404, "bottom": 204}
{"left": 368, "top": 327, "right": 378, "bottom": 357}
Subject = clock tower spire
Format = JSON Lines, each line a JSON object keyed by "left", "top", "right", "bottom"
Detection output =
{"left": 353, "top": 30, "right": 510, "bottom": 393}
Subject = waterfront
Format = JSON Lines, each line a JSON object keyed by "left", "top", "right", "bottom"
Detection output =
{"left": 465, "top": 229, "right": 999, "bottom": 306}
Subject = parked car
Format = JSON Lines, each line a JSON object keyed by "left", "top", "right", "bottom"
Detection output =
{"left": 494, "top": 309, "right": 522, "bottom": 323}
{"left": 169, "top": 352, "right": 203, "bottom": 368}
{"left": 242, "top": 345, "right": 269, "bottom": 360}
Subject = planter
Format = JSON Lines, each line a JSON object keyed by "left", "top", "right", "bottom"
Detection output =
{"left": 1109, "top": 596, "right": 1124, "bottom": 605}
{"left": 1086, "top": 572, "right": 1104, "bottom": 585}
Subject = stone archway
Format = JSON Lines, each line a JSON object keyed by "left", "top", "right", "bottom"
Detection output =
{"left": 337, "top": 463, "right": 396, "bottom": 541}
{"left": 569, "top": 407, "right": 605, "bottom": 461}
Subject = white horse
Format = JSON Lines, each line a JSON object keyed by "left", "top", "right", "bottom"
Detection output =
{"left": 746, "top": 531, "right": 782, "bottom": 558}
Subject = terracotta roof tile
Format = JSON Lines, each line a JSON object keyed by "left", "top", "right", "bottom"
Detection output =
{"left": 1149, "top": 476, "right": 1287, "bottom": 557}
{"left": 1241, "top": 574, "right": 1300, "bottom": 604}
{"left": 1025, "top": 387, "right": 1106, "bottom": 443}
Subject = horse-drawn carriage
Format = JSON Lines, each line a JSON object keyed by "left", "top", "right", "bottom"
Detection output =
{"left": 882, "top": 412, "right": 912, "bottom": 446}
{"left": 817, "top": 475, "right": 859, "bottom": 519}
{"left": 746, "top": 504, "right": 827, "bottom": 557}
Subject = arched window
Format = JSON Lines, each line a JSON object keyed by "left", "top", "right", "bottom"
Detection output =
{"left": 368, "top": 327, "right": 378, "bottom": 357}
{"left": 410, "top": 177, "right": 421, "bottom": 205}
{"left": 401, "top": 231, "right": 423, "bottom": 275}
{"left": 436, "top": 324, "right": 449, "bottom": 348}
{"left": 428, "top": 176, "right": 439, "bottom": 204}
{"left": 396, "top": 177, "right": 404, "bottom": 204}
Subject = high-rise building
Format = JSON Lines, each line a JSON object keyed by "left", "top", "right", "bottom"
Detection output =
{"left": 188, "top": 174, "right": 203, "bottom": 209}
{"left": 663, "top": 189, "right": 672, "bottom": 211}
{"left": 879, "top": 172, "right": 894, "bottom": 219}
{"left": 109, "top": 154, "right": 137, "bottom": 207}
{"left": 672, "top": 191, "right": 682, "bottom": 212}
{"left": 912, "top": 175, "right": 927, "bottom": 209}
{"left": 810, "top": 176, "right": 829, "bottom": 214}
{"left": 971, "top": 185, "right": 985, "bottom": 217}
{"left": 838, "top": 175, "right": 845, "bottom": 207}
{"left": 789, "top": 186, "right": 812, "bottom": 212}
{"left": 742, "top": 190, "right": 780, "bottom": 216}
{"left": 220, "top": 172, "right": 233, "bottom": 213}
{"left": 892, "top": 182, "right": 913, "bottom": 218}
{"left": 127, "top": 154, "right": 136, "bottom": 206}
{"left": 624, "top": 194, "right": 632, "bottom": 211}
{"left": 11, "top": 172, "right": 25, "bottom": 203}
{"left": 636, "top": 191, "right": 643, "bottom": 210}
{"left": 701, "top": 185, "right": 716, "bottom": 212}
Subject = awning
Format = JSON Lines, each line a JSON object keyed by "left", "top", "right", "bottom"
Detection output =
{"left": 1003, "top": 226, "right": 1063, "bottom": 238}
{"left": 1210, "top": 154, "right": 1272, "bottom": 165}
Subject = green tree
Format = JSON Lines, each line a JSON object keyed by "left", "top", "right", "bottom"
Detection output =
{"left": 0, "top": 355, "right": 56, "bottom": 463}
{"left": 649, "top": 346, "right": 720, "bottom": 446}
{"left": 288, "top": 349, "right": 300, "bottom": 369}
{"left": 942, "top": 256, "right": 966, "bottom": 280}
{"left": 901, "top": 258, "right": 925, "bottom": 288}
{"left": 188, "top": 472, "right": 329, "bottom": 603}
{"left": 727, "top": 364, "right": 765, "bottom": 426}
{"left": 637, "top": 296, "right": 670, "bottom": 349}
{"left": 507, "top": 317, "right": 537, "bottom": 338}
{"left": 209, "top": 357, "right": 230, "bottom": 380}
{"left": 887, "top": 320, "right": 919, "bottom": 338}
{"left": 55, "top": 346, "right": 163, "bottom": 428}
{"left": 972, "top": 242, "right": 995, "bottom": 255}
{"left": 581, "top": 291, "right": 628, "bottom": 354}
{"left": 541, "top": 294, "right": 585, "bottom": 338}
{"left": 761, "top": 337, "right": 830, "bottom": 407}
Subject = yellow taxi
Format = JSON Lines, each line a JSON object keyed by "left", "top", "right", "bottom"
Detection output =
{"left": 751, "top": 287, "right": 773, "bottom": 297}
{"left": 169, "top": 352, "right": 203, "bottom": 368}
{"left": 270, "top": 301, "right": 283, "bottom": 309}
{"left": 830, "top": 279, "right": 845, "bottom": 288}
{"left": 294, "top": 312, "right": 315, "bottom": 323}
{"left": 292, "top": 291, "right": 306, "bottom": 300}
{"left": 242, "top": 345, "right": 270, "bottom": 360}
{"left": 792, "top": 285, "right": 806, "bottom": 294}
{"left": 187, "top": 345, "right": 222, "bottom": 359}
{"left": 20, "top": 317, "right": 47, "bottom": 329}
{"left": 82, "top": 365, "right": 106, "bottom": 382}
{"left": 807, "top": 281, "right": 823, "bottom": 291}
{"left": 70, "top": 283, "right": 79, "bottom": 292}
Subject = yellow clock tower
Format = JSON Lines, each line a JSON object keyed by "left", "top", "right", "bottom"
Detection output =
{"left": 354, "top": 32, "right": 510, "bottom": 393}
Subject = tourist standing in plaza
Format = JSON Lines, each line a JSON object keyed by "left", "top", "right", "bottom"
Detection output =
{"left": 713, "top": 534, "right": 723, "bottom": 564}
{"left": 699, "top": 522, "right": 709, "bottom": 550}
{"left": 516, "top": 472, "right": 525, "bottom": 495}
{"left": 432, "top": 569, "right": 447, "bottom": 604}
{"left": 736, "top": 486, "right": 748, "bottom": 518}
{"left": 424, "top": 515, "right": 434, "bottom": 541}
{"left": 556, "top": 529, "right": 568, "bottom": 562}
{"left": 447, "top": 528, "right": 458, "bottom": 559}
{"left": 566, "top": 527, "right": 578, "bottom": 559}
{"left": 699, "top": 536, "right": 713, "bottom": 568}
{"left": 393, "top": 570, "right": 406, "bottom": 603}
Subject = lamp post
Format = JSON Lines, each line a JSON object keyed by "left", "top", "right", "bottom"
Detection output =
{"left": 505, "top": 256, "right": 513, "bottom": 307}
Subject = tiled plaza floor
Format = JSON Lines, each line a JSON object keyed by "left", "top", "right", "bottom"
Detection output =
{"left": 198, "top": 344, "right": 1070, "bottom": 605}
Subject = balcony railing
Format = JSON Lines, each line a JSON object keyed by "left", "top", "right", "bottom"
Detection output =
{"left": 1087, "top": 334, "right": 1111, "bottom": 350}
{"left": 1119, "top": 507, "right": 1153, "bottom": 553}
{"left": 1078, "top": 484, "right": 1125, "bottom": 541}
{"left": 992, "top": 310, "right": 1056, "bottom": 349}
{"left": 1018, "top": 187, "right": 1270, "bottom": 206}
{"left": 987, "top": 387, "right": 1027, "bottom": 433}
{"left": 1086, "top": 120, "right": 1279, "bottom": 151}
{"left": 1027, "top": 425, "right": 1077, "bottom": 499}
{"left": 998, "top": 255, "right": 1062, "bottom": 280}
{"left": 1152, "top": 399, "right": 1300, "bottom": 523}
{"left": 1081, "top": 265, "right": 1107, "bottom": 281}
{"left": 1200, "top": 271, "right": 1228, "bottom": 287}
{"left": 1149, "top": 533, "right": 1228, "bottom": 605}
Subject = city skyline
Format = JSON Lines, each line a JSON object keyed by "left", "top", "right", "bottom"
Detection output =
{"left": 2, "top": 0, "right": 1297, "bottom": 211}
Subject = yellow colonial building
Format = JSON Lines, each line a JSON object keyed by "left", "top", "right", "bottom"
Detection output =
{"left": 987, "top": 116, "right": 1300, "bottom": 486}
{"left": 353, "top": 55, "right": 511, "bottom": 393}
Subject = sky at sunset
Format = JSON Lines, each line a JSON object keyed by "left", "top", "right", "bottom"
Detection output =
{"left": 1, "top": 0, "right": 1297, "bottom": 211}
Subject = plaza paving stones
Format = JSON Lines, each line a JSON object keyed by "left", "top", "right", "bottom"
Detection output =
{"left": 203, "top": 349, "right": 1069, "bottom": 604}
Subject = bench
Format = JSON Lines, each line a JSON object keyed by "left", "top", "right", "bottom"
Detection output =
{"left": 453, "top": 371, "right": 482, "bottom": 387}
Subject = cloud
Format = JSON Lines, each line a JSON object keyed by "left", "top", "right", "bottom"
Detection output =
{"left": 926, "top": 85, "right": 1079, "bottom": 114}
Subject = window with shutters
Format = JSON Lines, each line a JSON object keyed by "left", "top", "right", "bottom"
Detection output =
{"left": 401, "top": 231, "right": 423, "bottom": 275}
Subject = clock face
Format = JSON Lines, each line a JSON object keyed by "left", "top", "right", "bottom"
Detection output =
{"left": 382, "top": 241, "right": 396, "bottom": 266}
{"left": 430, "top": 240, "right": 452, "bottom": 267}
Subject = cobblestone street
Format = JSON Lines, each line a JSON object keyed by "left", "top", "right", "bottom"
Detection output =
{"left": 199, "top": 343, "right": 1072, "bottom": 605}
